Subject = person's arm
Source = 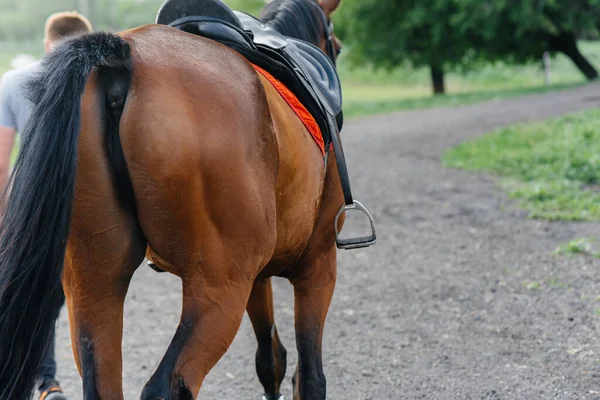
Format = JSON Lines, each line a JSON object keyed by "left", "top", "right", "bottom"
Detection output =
{"left": 0, "top": 73, "right": 17, "bottom": 209}
{"left": 0, "top": 127, "right": 15, "bottom": 194}
{"left": 0, "top": 126, "right": 15, "bottom": 183}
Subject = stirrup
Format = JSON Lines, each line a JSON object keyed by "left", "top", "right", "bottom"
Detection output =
{"left": 334, "top": 200, "right": 377, "bottom": 250}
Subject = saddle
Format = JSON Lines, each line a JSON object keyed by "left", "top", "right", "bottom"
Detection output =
{"left": 157, "top": 0, "right": 342, "bottom": 147}
{"left": 156, "top": 0, "right": 376, "bottom": 250}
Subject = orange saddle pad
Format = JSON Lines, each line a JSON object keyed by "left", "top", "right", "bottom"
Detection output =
{"left": 252, "top": 64, "right": 325, "bottom": 156}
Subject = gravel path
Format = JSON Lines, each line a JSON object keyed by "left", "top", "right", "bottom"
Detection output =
{"left": 54, "top": 83, "right": 600, "bottom": 399}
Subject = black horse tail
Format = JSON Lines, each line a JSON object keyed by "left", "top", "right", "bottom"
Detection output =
{"left": 0, "top": 32, "right": 131, "bottom": 400}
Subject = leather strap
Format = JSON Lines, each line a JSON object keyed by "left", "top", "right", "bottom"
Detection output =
{"left": 328, "top": 118, "right": 353, "bottom": 206}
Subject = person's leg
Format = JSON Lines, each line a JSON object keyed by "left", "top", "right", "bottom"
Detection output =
{"left": 37, "top": 329, "right": 57, "bottom": 386}
{"left": 38, "top": 299, "right": 67, "bottom": 400}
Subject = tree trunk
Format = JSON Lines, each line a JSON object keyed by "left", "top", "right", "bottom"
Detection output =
{"left": 550, "top": 32, "right": 598, "bottom": 80}
{"left": 430, "top": 64, "right": 445, "bottom": 95}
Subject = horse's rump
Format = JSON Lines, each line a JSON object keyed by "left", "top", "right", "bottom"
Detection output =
{"left": 114, "top": 24, "right": 325, "bottom": 275}
{"left": 112, "top": 25, "right": 276, "bottom": 272}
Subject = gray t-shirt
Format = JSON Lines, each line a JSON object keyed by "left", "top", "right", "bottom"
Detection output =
{"left": 0, "top": 61, "right": 42, "bottom": 133}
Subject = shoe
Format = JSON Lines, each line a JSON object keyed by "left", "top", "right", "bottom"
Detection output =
{"left": 39, "top": 379, "right": 67, "bottom": 400}
{"left": 147, "top": 259, "right": 166, "bottom": 273}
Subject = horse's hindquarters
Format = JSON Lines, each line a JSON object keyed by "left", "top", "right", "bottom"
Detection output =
{"left": 117, "top": 25, "right": 281, "bottom": 398}
{"left": 118, "top": 25, "right": 280, "bottom": 275}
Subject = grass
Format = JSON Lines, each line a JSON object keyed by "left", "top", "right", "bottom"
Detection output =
{"left": 523, "top": 280, "right": 543, "bottom": 290}
{"left": 341, "top": 82, "right": 584, "bottom": 117}
{"left": 337, "top": 40, "right": 600, "bottom": 117}
{"left": 1, "top": 39, "right": 599, "bottom": 117}
{"left": 522, "top": 277, "right": 569, "bottom": 290}
{"left": 443, "top": 108, "right": 600, "bottom": 221}
{"left": 553, "top": 237, "right": 600, "bottom": 258}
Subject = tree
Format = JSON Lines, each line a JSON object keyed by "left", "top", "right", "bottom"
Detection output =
{"left": 446, "top": 0, "right": 600, "bottom": 80}
{"left": 336, "top": 0, "right": 600, "bottom": 96}
{"left": 336, "top": 0, "right": 479, "bottom": 95}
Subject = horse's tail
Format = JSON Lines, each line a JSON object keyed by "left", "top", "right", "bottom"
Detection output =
{"left": 0, "top": 32, "right": 131, "bottom": 400}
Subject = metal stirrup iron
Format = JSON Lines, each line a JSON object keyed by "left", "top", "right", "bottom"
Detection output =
{"left": 329, "top": 120, "right": 377, "bottom": 250}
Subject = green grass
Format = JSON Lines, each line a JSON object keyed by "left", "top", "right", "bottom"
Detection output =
{"left": 1, "top": 38, "right": 599, "bottom": 116}
{"left": 522, "top": 277, "right": 569, "bottom": 290}
{"left": 553, "top": 237, "right": 600, "bottom": 258}
{"left": 338, "top": 41, "right": 600, "bottom": 116}
{"left": 443, "top": 108, "right": 600, "bottom": 221}
{"left": 342, "top": 82, "right": 584, "bottom": 117}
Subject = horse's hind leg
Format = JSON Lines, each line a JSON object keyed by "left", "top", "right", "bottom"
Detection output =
{"left": 141, "top": 261, "right": 255, "bottom": 400}
{"left": 62, "top": 76, "right": 147, "bottom": 400}
{"left": 63, "top": 176, "right": 146, "bottom": 400}
{"left": 64, "top": 220, "right": 145, "bottom": 400}
{"left": 247, "top": 278, "right": 287, "bottom": 400}
{"left": 290, "top": 248, "right": 337, "bottom": 400}
{"left": 63, "top": 153, "right": 146, "bottom": 400}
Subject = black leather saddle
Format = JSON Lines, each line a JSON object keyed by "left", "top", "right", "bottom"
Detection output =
{"left": 156, "top": 0, "right": 343, "bottom": 147}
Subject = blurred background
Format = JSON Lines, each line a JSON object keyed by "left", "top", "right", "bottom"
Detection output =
{"left": 1, "top": 0, "right": 599, "bottom": 118}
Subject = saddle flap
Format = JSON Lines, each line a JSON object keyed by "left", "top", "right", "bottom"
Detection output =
{"left": 234, "top": 11, "right": 342, "bottom": 116}
{"left": 286, "top": 39, "right": 342, "bottom": 116}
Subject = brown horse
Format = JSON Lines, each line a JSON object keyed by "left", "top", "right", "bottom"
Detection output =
{"left": 0, "top": 0, "right": 348, "bottom": 399}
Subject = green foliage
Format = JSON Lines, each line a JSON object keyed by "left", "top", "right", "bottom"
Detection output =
{"left": 336, "top": 0, "right": 600, "bottom": 79}
{"left": 452, "top": 0, "right": 600, "bottom": 63}
{"left": 443, "top": 108, "right": 600, "bottom": 221}
{"left": 336, "top": 0, "right": 475, "bottom": 71}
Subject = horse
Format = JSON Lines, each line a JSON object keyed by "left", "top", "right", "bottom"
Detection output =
{"left": 0, "top": 0, "right": 346, "bottom": 399}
